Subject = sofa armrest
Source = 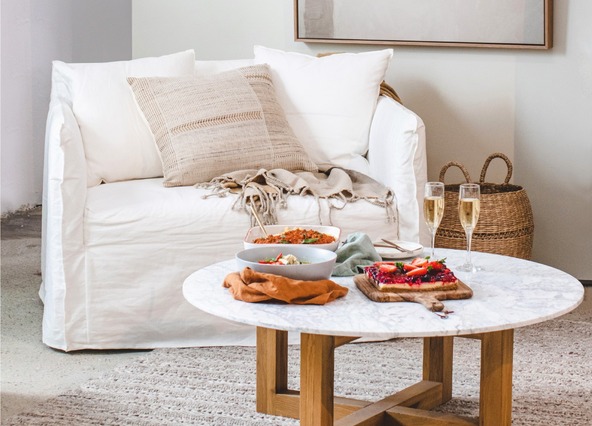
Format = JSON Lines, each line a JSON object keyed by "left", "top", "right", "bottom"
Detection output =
{"left": 40, "top": 97, "right": 87, "bottom": 349}
{"left": 367, "top": 96, "right": 429, "bottom": 245}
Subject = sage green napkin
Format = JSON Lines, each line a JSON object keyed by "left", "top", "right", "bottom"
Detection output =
{"left": 332, "top": 232, "right": 382, "bottom": 277}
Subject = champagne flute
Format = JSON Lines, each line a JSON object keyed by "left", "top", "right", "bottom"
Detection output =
{"left": 423, "top": 182, "right": 445, "bottom": 259}
{"left": 458, "top": 183, "right": 481, "bottom": 272}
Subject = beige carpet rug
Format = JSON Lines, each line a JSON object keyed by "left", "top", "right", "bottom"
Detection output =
{"left": 5, "top": 317, "right": 591, "bottom": 425}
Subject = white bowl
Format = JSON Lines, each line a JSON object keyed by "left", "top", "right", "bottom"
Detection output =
{"left": 235, "top": 246, "right": 337, "bottom": 281}
{"left": 243, "top": 225, "right": 341, "bottom": 252}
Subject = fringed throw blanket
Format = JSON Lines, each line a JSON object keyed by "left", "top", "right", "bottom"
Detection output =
{"left": 196, "top": 167, "right": 396, "bottom": 226}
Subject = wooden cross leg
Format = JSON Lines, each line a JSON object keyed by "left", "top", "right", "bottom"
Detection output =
{"left": 256, "top": 327, "right": 514, "bottom": 426}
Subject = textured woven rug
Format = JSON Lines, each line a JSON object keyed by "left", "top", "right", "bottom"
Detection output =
{"left": 6, "top": 318, "right": 592, "bottom": 425}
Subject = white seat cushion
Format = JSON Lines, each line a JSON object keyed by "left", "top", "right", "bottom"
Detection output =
{"left": 85, "top": 178, "right": 398, "bottom": 259}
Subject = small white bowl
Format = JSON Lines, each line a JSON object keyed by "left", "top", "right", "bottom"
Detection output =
{"left": 243, "top": 225, "right": 341, "bottom": 252}
{"left": 235, "top": 246, "right": 337, "bottom": 281}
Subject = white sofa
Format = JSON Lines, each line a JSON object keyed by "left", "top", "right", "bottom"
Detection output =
{"left": 41, "top": 49, "right": 428, "bottom": 351}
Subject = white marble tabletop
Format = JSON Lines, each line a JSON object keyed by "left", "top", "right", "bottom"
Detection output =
{"left": 182, "top": 249, "right": 584, "bottom": 339}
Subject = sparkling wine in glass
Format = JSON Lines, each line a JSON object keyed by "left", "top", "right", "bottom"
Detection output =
{"left": 458, "top": 183, "right": 481, "bottom": 272}
{"left": 423, "top": 182, "right": 445, "bottom": 258}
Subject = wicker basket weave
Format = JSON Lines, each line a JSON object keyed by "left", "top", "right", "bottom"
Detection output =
{"left": 435, "top": 153, "right": 534, "bottom": 259}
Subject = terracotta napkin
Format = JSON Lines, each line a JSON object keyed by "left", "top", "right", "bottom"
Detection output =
{"left": 223, "top": 267, "right": 348, "bottom": 305}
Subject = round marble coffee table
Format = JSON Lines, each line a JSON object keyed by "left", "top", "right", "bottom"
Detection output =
{"left": 183, "top": 249, "right": 583, "bottom": 426}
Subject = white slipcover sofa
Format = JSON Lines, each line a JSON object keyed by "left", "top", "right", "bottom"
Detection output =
{"left": 41, "top": 48, "right": 428, "bottom": 351}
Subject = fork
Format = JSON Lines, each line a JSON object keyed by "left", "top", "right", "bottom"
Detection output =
{"left": 379, "top": 238, "right": 414, "bottom": 253}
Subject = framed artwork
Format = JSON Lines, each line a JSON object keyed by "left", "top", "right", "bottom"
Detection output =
{"left": 295, "top": 0, "right": 553, "bottom": 49}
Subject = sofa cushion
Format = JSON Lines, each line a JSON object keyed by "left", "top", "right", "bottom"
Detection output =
{"left": 194, "top": 59, "right": 254, "bottom": 76}
{"left": 85, "top": 178, "right": 399, "bottom": 266}
{"left": 127, "top": 64, "right": 317, "bottom": 186}
{"left": 253, "top": 46, "right": 393, "bottom": 170}
{"left": 52, "top": 50, "right": 196, "bottom": 187}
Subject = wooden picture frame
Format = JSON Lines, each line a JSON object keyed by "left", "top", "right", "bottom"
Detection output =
{"left": 295, "top": 0, "right": 552, "bottom": 50}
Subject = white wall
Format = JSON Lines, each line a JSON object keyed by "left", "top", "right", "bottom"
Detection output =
{"left": 514, "top": 2, "right": 592, "bottom": 283}
{"left": 0, "top": 0, "right": 131, "bottom": 214}
{"left": 133, "top": 0, "right": 591, "bottom": 279}
{"left": 2, "top": 0, "right": 36, "bottom": 213}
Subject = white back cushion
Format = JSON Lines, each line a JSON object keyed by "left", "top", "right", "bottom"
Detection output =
{"left": 194, "top": 59, "right": 254, "bottom": 76}
{"left": 253, "top": 46, "right": 393, "bottom": 170}
{"left": 52, "top": 50, "right": 195, "bottom": 187}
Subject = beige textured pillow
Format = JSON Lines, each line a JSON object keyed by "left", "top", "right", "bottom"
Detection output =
{"left": 128, "top": 64, "right": 317, "bottom": 187}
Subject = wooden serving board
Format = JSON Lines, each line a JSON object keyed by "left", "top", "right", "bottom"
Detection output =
{"left": 354, "top": 275, "right": 473, "bottom": 312}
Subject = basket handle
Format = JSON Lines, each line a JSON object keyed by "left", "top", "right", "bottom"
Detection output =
{"left": 438, "top": 161, "right": 472, "bottom": 183}
{"left": 479, "top": 152, "right": 513, "bottom": 184}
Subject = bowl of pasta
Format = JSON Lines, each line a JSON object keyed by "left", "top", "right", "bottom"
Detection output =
{"left": 243, "top": 225, "right": 341, "bottom": 251}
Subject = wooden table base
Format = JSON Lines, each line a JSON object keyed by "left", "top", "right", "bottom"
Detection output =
{"left": 256, "top": 327, "right": 514, "bottom": 426}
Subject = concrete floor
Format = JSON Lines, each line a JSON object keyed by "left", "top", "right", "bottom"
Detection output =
{"left": 0, "top": 207, "right": 149, "bottom": 422}
{"left": 1, "top": 207, "right": 590, "bottom": 423}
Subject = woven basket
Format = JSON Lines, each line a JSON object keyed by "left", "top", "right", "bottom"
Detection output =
{"left": 435, "top": 153, "right": 534, "bottom": 259}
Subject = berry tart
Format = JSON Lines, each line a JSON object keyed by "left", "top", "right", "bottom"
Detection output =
{"left": 364, "top": 257, "right": 459, "bottom": 292}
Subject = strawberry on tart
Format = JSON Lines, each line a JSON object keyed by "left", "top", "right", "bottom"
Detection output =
{"left": 364, "top": 257, "right": 459, "bottom": 292}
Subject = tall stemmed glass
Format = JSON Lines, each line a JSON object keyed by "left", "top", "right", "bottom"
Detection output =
{"left": 458, "top": 183, "right": 481, "bottom": 272}
{"left": 423, "top": 182, "right": 445, "bottom": 259}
